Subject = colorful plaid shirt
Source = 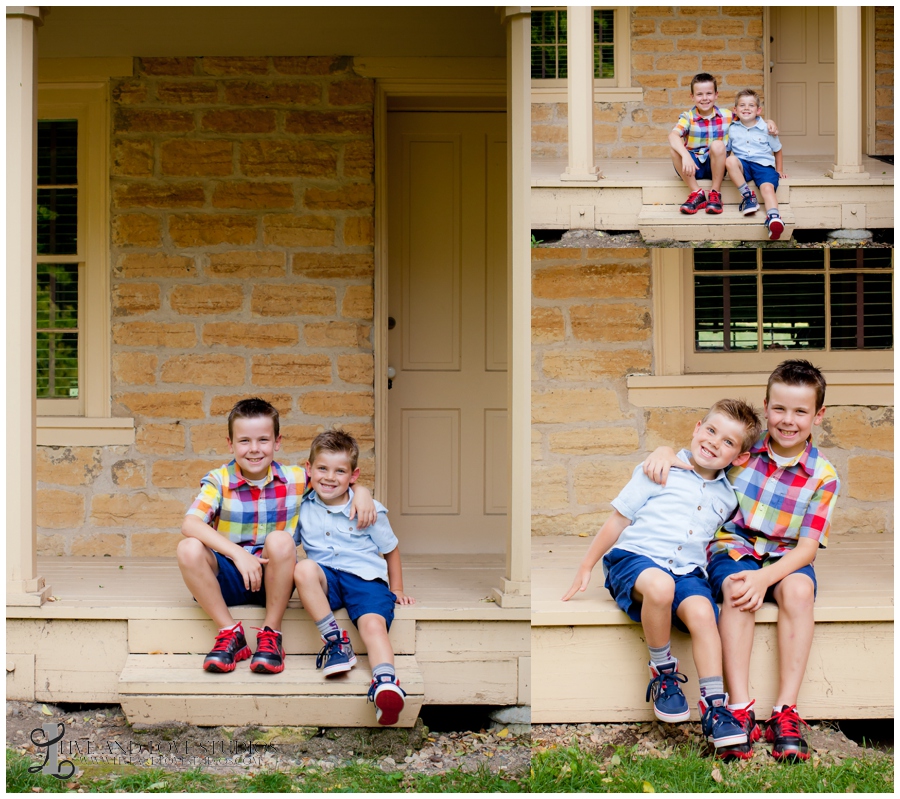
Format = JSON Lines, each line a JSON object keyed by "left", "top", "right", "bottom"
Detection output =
{"left": 186, "top": 460, "right": 309, "bottom": 549}
{"left": 673, "top": 105, "right": 735, "bottom": 163}
{"left": 709, "top": 434, "right": 840, "bottom": 562}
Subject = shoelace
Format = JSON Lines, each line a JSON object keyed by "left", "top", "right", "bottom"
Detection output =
{"left": 730, "top": 700, "right": 757, "bottom": 730}
{"left": 702, "top": 703, "right": 740, "bottom": 736}
{"left": 645, "top": 668, "right": 688, "bottom": 703}
{"left": 367, "top": 677, "right": 406, "bottom": 703}
{"left": 210, "top": 626, "right": 241, "bottom": 652}
{"left": 771, "top": 705, "right": 809, "bottom": 738}
{"left": 315, "top": 636, "right": 345, "bottom": 669}
{"left": 252, "top": 627, "right": 280, "bottom": 654}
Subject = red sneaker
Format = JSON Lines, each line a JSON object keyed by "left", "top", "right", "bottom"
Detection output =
{"left": 250, "top": 626, "right": 285, "bottom": 674}
{"left": 680, "top": 189, "right": 707, "bottom": 214}
{"left": 766, "top": 215, "right": 785, "bottom": 240}
{"left": 705, "top": 189, "right": 723, "bottom": 214}
{"left": 203, "top": 622, "right": 251, "bottom": 672}
{"left": 765, "top": 705, "right": 810, "bottom": 761}
{"left": 731, "top": 699, "right": 762, "bottom": 743}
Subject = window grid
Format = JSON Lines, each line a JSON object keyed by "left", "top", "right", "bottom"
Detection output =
{"left": 531, "top": 8, "right": 615, "bottom": 81}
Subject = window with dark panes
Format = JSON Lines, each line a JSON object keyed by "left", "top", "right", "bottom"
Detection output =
{"left": 36, "top": 119, "right": 80, "bottom": 399}
{"left": 531, "top": 8, "right": 615, "bottom": 80}
{"left": 692, "top": 249, "right": 893, "bottom": 355}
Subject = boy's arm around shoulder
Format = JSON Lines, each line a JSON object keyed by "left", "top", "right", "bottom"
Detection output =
{"left": 348, "top": 483, "right": 376, "bottom": 529}
{"left": 560, "top": 510, "right": 631, "bottom": 601}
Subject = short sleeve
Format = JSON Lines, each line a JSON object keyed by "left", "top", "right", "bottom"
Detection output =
{"left": 769, "top": 134, "right": 782, "bottom": 153}
{"left": 186, "top": 472, "right": 224, "bottom": 527}
{"left": 673, "top": 112, "right": 691, "bottom": 137}
{"left": 799, "top": 473, "right": 840, "bottom": 548}
{"left": 367, "top": 505, "right": 399, "bottom": 555}
{"left": 610, "top": 463, "right": 661, "bottom": 522}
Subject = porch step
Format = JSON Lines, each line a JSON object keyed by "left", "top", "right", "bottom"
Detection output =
{"left": 642, "top": 183, "right": 790, "bottom": 205}
{"left": 637, "top": 203, "right": 796, "bottom": 242}
{"left": 118, "top": 653, "right": 424, "bottom": 727}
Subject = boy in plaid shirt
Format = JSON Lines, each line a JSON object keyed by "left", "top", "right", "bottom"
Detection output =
{"left": 179, "top": 398, "right": 376, "bottom": 674}
{"left": 669, "top": 72, "right": 777, "bottom": 215}
{"left": 644, "top": 360, "right": 839, "bottom": 761}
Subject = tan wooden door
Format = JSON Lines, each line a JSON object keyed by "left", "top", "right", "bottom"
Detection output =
{"left": 386, "top": 112, "right": 508, "bottom": 555}
{"left": 771, "top": 7, "right": 835, "bottom": 155}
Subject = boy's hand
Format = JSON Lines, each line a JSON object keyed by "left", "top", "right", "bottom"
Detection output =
{"left": 561, "top": 567, "right": 593, "bottom": 601}
{"left": 765, "top": 118, "right": 779, "bottom": 136}
{"left": 348, "top": 488, "right": 377, "bottom": 529}
{"left": 642, "top": 447, "right": 691, "bottom": 485}
{"left": 393, "top": 590, "right": 416, "bottom": 605}
{"left": 681, "top": 154, "right": 696, "bottom": 177}
{"left": 726, "top": 570, "right": 768, "bottom": 613}
{"left": 233, "top": 548, "right": 266, "bottom": 592}
{"left": 779, "top": 171, "right": 788, "bottom": 178}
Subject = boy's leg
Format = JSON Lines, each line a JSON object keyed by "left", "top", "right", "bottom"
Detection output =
{"left": 727, "top": 156, "right": 760, "bottom": 214}
{"left": 718, "top": 574, "right": 758, "bottom": 705}
{"left": 294, "top": 558, "right": 332, "bottom": 620}
{"left": 295, "top": 560, "right": 357, "bottom": 676}
{"left": 707, "top": 140, "right": 727, "bottom": 192}
{"left": 177, "top": 538, "right": 235, "bottom": 628}
{"left": 771, "top": 572, "right": 816, "bottom": 709}
{"left": 357, "top": 612, "right": 405, "bottom": 726}
{"left": 675, "top": 595, "right": 721, "bottom": 680}
{"left": 671, "top": 147, "right": 701, "bottom": 192}
{"left": 725, "top": 154, "right": 747, "bottom": 187}
{"left": 259, "top": 530, "right": 297, "bottom": 632}
{"left": 357, "top": 612, "right": 393, "bottom": 668}
{"left": 759, "top": 182, "right": 778, "bottom": 214}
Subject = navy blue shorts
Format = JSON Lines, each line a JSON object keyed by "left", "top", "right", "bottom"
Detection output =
{"left": 320, "top": 564, "right": 396, "bottom": 630}
{"left": 603, "top": 548, "right": 718, "bottom": 633}
{"left": 213, "top": 546, "right": 290, "bottom": 607}
{"left": 737, "top": 158, "right": 780, "bottom": 190}
{"left": 707, "top": 552, "right": 817, "bottom": 604}
{"left": 674, "top": 149, "right": 712, "bottom": 181}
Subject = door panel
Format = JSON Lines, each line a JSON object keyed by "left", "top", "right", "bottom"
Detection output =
{"left": 387, "top": 112, "right": 507, "bottom": 554}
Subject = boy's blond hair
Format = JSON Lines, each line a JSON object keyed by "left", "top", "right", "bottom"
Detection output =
{"left": 703, "top": 398, "right": 762, "bottom": 453}
{"left": 734, "top": 89, "right": 761, "bottom": 107}
{"left": 308, "top": 428, "right": 359, "bottom": 471}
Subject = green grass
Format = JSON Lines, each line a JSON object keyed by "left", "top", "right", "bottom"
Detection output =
{"left": 531, "top": 743, "right": 894, "bottom": 793}
{"left": 6, "top": 749, "right": 526, "bottom": 793}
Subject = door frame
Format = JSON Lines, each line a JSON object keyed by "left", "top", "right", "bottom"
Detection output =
{"left": 372, "top": 76, "right": 506, "bottom": 500}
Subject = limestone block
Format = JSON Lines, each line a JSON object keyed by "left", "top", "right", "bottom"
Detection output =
{"left": 659, "top": 20, "right": 697, "bottom": 35}
{"left": 285, "top": 110, "right": 372, "bottom": 135}
{"left": 190, "top": 424, "right": 231, "bottom": 456}
{"left": 549, "top": 427, "right": 640, "bottom": 456}
{"left": 272, "top": 56, "right": 347, "bottom": 75}
{"left": 574, "top": 461, "right": 639, "bottom": 505}
{"left": 160, "top": 354, "right": 246, "bottom": 386}
{"left": 207, "top": 251, "right": 285, "bottom": 278}
{"left": 152, "top": 459, "right": 223, "bottom": 489}
{"left": 819, "top": 407, "right": 893, "bottom": 452}
{"left": 132, "top": 532, "right": 183, "bottom": 557}
{"left": 533, "top": 262, "right": 650, "bottom": 300}
{"left": 213, "top": 182, "right": 294, "bottom": 210}
{"left": 831, "top": 505, "right": 891, "bottom": 536}
{"left": 328, "top": 79, "right": 375, "bottom": 106}
{"left": 299, "top": 391, "right": 374, "bottom": 418}
{"left": 341, "top": 285, "right": 374, "bottom": 320}
{"left": 632, "top": 38, "right": 674, "bottom": 53}
{"left": 135, "top": 423, "right": 186, "bottom": 455}
{"left": 224, "top": 81, "right": 320, "bottom": 106}
{"left": 71, "top": 533, "right": 126, "bottom": 557}
{"left": 541, "top": 349, "right": 651, "bottom": 381}
{"left": 170, "top": 285, "right": 244, "bottom": 315}
{"left": 292, "top": 253, "right": 374, "bottom": 279}
{"left": 160, "top": 140, "right": 234, "bottom": 177}
{"left": 532, "top": 465, "right": 569, "bottom": 510}
{"left": 303, "top": 184, "right": 374, "bottom": 211}
{"left": 645, "top": 408, "right": 704, "bottom": 450}
{"left": 112, "top": 460, "right": 146, "bottom": 489}
{"left": 139, "top": 57, "right": 197, "bottom": 76}
{"left": 701, "top": 19, "right": 745, "bottom": 35}
{"left": 37, "top": 448, "right": 103, "bottom": 487}
{"left": 201, "top": 57, "right": 268, "bottom": 76}
{"left": 113, "top": 352, "right": 158, "bottom": 385}
{"left": 702, "top": 54, "right": 744, "bottom": 72}
{"left": 532, "top": 388, "right": 622, "bottom": 424}
{"left": 112, "top": 140, "right": 155, "bottom": 178}
{"left": 37, "top": 534, "right": 66, "bottom": 556}
{"left": 90, "top": 493, "right": 186, "bottom": 528}
{"left": 168, "top": 214, "right": 257, "bottom": 247}
{"left": 251, "top": 284, "right": 336, "bottom": 317}
{"left": 111, "top": 79, "right": 148, "bottom": 104}
{"left": 209, "top": 393, "right": 292, "bottom": 417}
{"left": 337, "top": 422, "right": 376, "bottom": 454}
{"left": 117, "top": 253, "right": 196, "bottom": 278}
{"left": 263, "top": 214, "right": 335, "bottom": 247}
{"left": 112, "top": 284, "right": 160, "bottom": 316}
{"left": 113, "top": 182, "right": 205, "bottom": 210}
{"left": 202, "top": 322, "right": 299, "bottom": 348}
{"left": 847, "top": 456, "right": 893, "bottom": 501}
{"left": 344, "top": 217, "right": 374, "bottom": 246}
{"left": 201, "top": 109, "right": 276, "bottom": 134}
{"left": 157, "top": 81, "right": 218, "bottom": 104}
{"left": 240, "top": 140, "right": 337, "bottom": 178}
{"left": 116, "top": 391, "right": 205, "bottom": 420}
{"left": 251, "top": 354, "right": 332, "bottom": 387}
{"left": 531, "top": 512, "right": 607, "bottom": 537}
{"left": 338, "top": 354, "right": 374, "bottom": 385}
{"left": 112, "top": 322, "right": 197, "bottom": 348}
{"left": 570, "top": 303, "right": 650, "bottom": 343}
{"left": 114, "top": 109, "right": 194, "bottom": 133}
{"left": 36, "top": 490, "right": 86, "bottom": 529}
{"left": 532, "top": 307, "right": 565, "bottom": 343}
{"left": 343, "top": 141, "right": 374, "bottom": 178}
{"left": 304, "top": 322, "right": 371, "bottom": 348}
{"left": 655, "top": 55, "right": 700, "bottom": 72}
{"left": 112, "top": 214, "right": 162, "bottom": 248}
{"left": 638, "top": 73, "right": 680, "bottom": 89}
{"left": 280, "top": 424, "right": 327, "bottom": 456}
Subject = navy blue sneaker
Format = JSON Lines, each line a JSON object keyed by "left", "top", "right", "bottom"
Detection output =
{"left": 367, "top": 675, "right": 406, "bottom": 726}
{"left": 700, "top": 694, "right": 751, "bottom": 758}
{"left": 315, "top": 630, "right": 358, "bottom": 677}
{"left": 646, "top": 661, "right": 690, "bottom": 723}
{"left": 739, "top": 192, "right": 760, "bottom": 215}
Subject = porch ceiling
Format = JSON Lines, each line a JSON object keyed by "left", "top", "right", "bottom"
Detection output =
{"left": 37, "top": 6, "right": 506, "bottom": 59}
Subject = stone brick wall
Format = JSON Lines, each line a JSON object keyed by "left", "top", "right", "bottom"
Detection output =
{"left": 37, "top": 56, "right": 376, "bottom": 557}
{"left": 531, "top": 247, "right": 894, "bottom": 540}
{"left": 874, "top": 6, "right": 894, "bottom": 156}
{"left": 532, "top": 7, "right": 764, "bottom": 160}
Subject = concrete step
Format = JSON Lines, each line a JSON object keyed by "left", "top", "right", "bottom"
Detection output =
{"left": 118, "top": 653, "right": 424, "bottom": 727}
{"left": 638, "top": 204, "right": 795, "bottom": 242}
{"left": 643, "top": 182, "right": 789, "bottom": 205}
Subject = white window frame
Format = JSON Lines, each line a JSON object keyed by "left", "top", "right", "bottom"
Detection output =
{"left": 37, "top": 82, "right": 133, "bottom": 445}
{"left": 626, "top": 251, "right": 894, "bottom": 409}
{"left": 530, "top": 6, "right": 642, "bottom": 103}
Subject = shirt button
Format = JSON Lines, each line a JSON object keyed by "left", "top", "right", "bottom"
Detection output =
{"left": 697, "top": 506, "right": 702, "bottom": 511}
{"left": 678, "top": 546, "right": 682, "bottom": 550}
{"left": 689, "top": 530, "right": 693, "bottom": 535}
{"left": 668, "top": 560, "right": 673, "bottom": 564}
{"left": 326, "top": 531, "right": 331, "bottom": 536}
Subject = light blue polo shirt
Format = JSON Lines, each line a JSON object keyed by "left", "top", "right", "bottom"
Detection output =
{"left": 606, "top": 449, "right": 737, "bottom": 578}
{"left": 296, "top": 487, "right": 398, "bottom": 583}
{"left": 728, "top": 118, "right": 782, "bottom": 168}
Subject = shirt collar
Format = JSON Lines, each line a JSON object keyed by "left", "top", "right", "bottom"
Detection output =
{"left": 676, "top": 448, "right": 730, "bottom": 485}
{"left": 734, "top": 116, "right": 764, "bottom": 131}
{"left": 755, "top": 434, "right": 817, "bottom": 476}
{"left": 692, "top": 105, "right": 724, "bottom": 121}
{"left": 226, "top": 459, "right": 286, "bottom": 489}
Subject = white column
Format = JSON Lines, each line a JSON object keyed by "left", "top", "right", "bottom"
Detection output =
{"left": 493, "top": 7, "right": 530, "bottom": 608}
{"left": 560, "top": 5, "right": 599, "bottom": 181}
{"left": 7, "top": 7, "right": 49, "bottom": 606}
{"left": 828, "top": 6, "right": 870, "bottom": 179}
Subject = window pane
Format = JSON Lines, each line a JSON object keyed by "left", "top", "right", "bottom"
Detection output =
{"left": 37, "top": 263, "right": 79, "bottom": 329}
{"left": 531, "top": 10, "right": 558, "bottom": 44}
{"left": 830, "top": 249, "right": 893, "bottom": 269}
{"left": 38, "top": 120, "right": 78, "bottom": 186}
{"left": 36, "top": 263, "right": 79, "bottom": 399}
{"left": 693, "top": 249, "right": 757, "bottom": 271}
{"left": 593, "top": 9, "right": 615, "bottom": 79}
{"left": 694, "top": 275, "right": 758, "bottom": 351}
{"left": 37, "top": 331, "right": 79, "bottom": 399}
{"left": 762, "top": 274, "right": 825, "bottom": 350}
{"left": 761, "top": 249, "right": 823, "bottom": 270}
{"left": 37, "top": 188, "right": 78, "bottom": 255}
{"left": 830, "top": 273, "right": 893, "bottom": 350}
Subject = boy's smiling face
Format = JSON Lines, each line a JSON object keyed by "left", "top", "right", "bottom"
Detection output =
{"left": 228, "top": 416, "right": 281, "bottom": 481}
{"left": 689, "top": 411, "right": 751, "bottom": 479}
{"left": 691, "top": 81, "right": 718, "bottom": 115}
{"left": 764, "top": 381, "right": 826, "bottom": 458}
{"left": 306, "top": 450, "right": 359, "bottom": 507}
{"left": 735, "top": 95, "right": 760, "bottom": 125}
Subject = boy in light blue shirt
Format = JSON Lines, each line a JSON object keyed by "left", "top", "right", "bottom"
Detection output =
{"left": 293, "top": 429, "right": 415, "bottom": 726}
{"left": 562, "top": 400, "right": 762, "bottom": 759}
{"left": 725, "top": 89, "right": 787, "bottom": 240}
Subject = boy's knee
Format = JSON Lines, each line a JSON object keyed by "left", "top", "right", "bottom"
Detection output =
{"left": 177, "top": 537, "right": 207, "bottom": 567}
{"left": 683, "top": 598, "right": 717, "bottom": 629}
{"left": 709, "top": 140, "right": 725, "bottom": 155}
{"left": 780, "top": 575, "right": 814, "bottom": 608}
{"left": 725, "top": 154, "right": 739, "bottom": 168}
{"left": 640, "top": 571, "right": 676, "bottom": 606}
{"left": 357, "top": 613, "right": 388, "bottom": 637}
{"left": 263, "top": 530, "right": 296, "bottom": 560}
{"left": 294, "top": 558, "right": 320, "bottom": 581}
